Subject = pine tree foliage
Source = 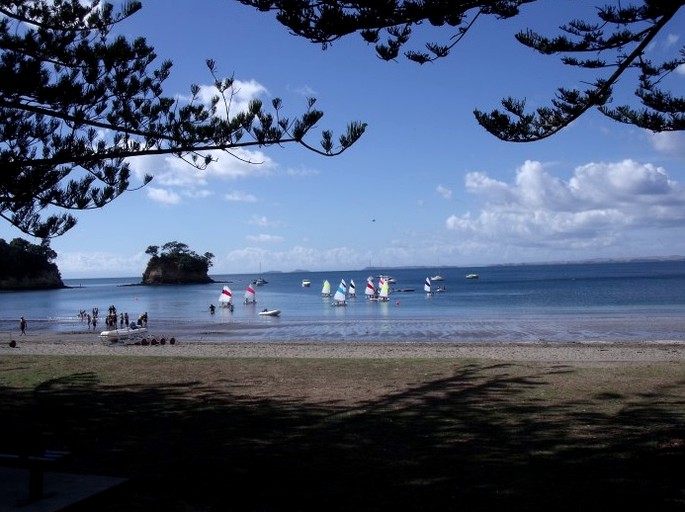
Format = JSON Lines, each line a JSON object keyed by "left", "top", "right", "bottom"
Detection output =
{"left": 1, "top": 0, "right": 366, "bottom": 239}
{"left": 239, "top": 0, "right": 684, "bottom": 141}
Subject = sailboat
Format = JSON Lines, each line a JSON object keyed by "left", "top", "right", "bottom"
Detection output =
{"left": 378, "top": 280, "right": 390, "bottom": 302}
{"left": 244, "top": 283, "right": 257, "bottom": 304}
{"left": 348, "top": 279, "right": 356, "bottom": 297}
{"left": 321, "top": 279, "right": 331, "bottom": 297}
{"left": 332, "top": 279, "right": 347, "bottom": 306}
{"left": 424, "top": 277, "right": 433, "bottom": 297}
{"left": 365, "top": 277, "right": 377, "bottom": 300}
{"left": 219, "top": 285, "right": 234, "bottom": 310}
{"left": 252, "top": 262, "right": 267, "bottom": 286}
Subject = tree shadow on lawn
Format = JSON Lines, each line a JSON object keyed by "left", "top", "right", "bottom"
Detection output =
{"left": 1, "top": 361, "right": 685, "bottom": 511}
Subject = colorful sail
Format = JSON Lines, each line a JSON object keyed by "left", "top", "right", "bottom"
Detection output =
{"left": 219, "top": 286, "right": 233, "bottom": 306}
{"left": 321, "top": 279, "right": 331, "bottom": 297}
{"left": 365, "top": 277, "right": 376, "bottom": 298}
{"left": 379, "top": 280, "right": 390, "bottom": 301}
{"left": 333, "top": 279, "right": 347, "bottom": 305}
{"left": 244, "top": 283, "right": 256, "bottom": 304}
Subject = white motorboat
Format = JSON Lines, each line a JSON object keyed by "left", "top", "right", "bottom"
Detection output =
{"left": 259, "top": 309, "right": 281, "bottom": 317}
{"left": 302, "top": 279, "right": 311, "bottom": 287}
{"left": 465, "top": 273, "right": 480, "bottom": 279}
{"left": 100, "top": 326, "right": 148, "bottom": 341}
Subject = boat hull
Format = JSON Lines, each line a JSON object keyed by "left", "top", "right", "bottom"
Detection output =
{"left": 99, "top": 327, "right": 148, "bottom": 340}
{"left": 259, "top": 309, "right": 281, "bottom": 317}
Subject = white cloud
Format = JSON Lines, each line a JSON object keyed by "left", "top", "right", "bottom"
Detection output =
{"left": 650, "top": 132, "right": 685, "bottom": 156}
{"left": 246, "top": 234, "right": 284, "bottom": 243}
{"left": 147, "top": 187, "right": 181, "bottom": 204}
{"left": 447, "top": 159, "right": 685, "bottom": 250}
{"left": 249, "top": 215, "right": 282, "bottom": 228}
{"left": 195, "top": 79, "right": 269, "bottom": 119}
{"left": 56, "top": 250, "right": 148, "bottom": 278}
{"left": 286, "top": 166, "right": 320, "bottom": 177}
{"left": 677, "top": 63, "right": 685, "bottom": 76}
{"left": 665, "top": 34, "right": 680, "bottom": 48}
{"left": 131, "top": 148, "right": 276, "bottom": 189}
{"left": 126, "top": 75, "right": 277, "bottom": 200}
{"left": 436, "top": 185, "right": 452, "bottom": 200}
{"left": 225, "top": 191, "right": 257, "bottom": 202}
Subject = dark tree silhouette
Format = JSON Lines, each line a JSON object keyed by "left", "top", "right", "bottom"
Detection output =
{"left": 240, "top": 0, "right": 684, "bottom": 141}
{"left": 1, "top": 0, "right": 366, "bottom": 239}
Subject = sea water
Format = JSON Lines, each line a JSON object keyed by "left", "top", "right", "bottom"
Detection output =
{"left": 1, "top": 261, "right": 685, "bottom": 343}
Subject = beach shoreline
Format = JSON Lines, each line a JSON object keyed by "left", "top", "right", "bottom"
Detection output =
{"left": 1, "top": 331, "right": 685, "bottom": 362}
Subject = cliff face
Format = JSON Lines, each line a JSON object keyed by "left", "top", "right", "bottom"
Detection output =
{"left": 0, "top": 268, "right": 64, "bottom": 290}
{"left": 142, "top": 261, "right": 213, "bottom": 285}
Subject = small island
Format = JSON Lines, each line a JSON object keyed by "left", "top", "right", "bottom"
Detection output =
{"left": 142, "top": 241, "right": 214, "bottom": 285}
{"left": 0, "top": 238, "right": 64, "bottom": 290}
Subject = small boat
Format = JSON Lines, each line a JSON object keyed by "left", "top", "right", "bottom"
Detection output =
{"left": 378, "top": 274, "right": 397, "bottom": 284}
{"left": 302, "top": 279, "right": 311, "bottom": 287}
{"left": 332, "top": 279, "right": 347, "bottom": 306}
{"left": 100, "top": 326, "right": 148, "bottom": 341}
{"left": 321, "top": 279, "right": 331, "bottom": 297}
{"left": 218, "top": 285, "right": 234, "bottom": 311}
{"left": 365, "top": 277, "right": 377, "bottom": 300}
{"left": 465, "top": 273, "right": 479, "bottom": 279}
{"left": 259, "top": 308, "right": 281, "bottom": 317}
{"left": 430, "top": 274, "right": 444, "bottom": 281}
{"left": 252, "top": 277, "right": 268, "bottom": 286}
{"left": 378, "top": 280, "right": 390, "bottom": 302}
{"left": 424, "top": 277, "right": 433, "bottom": 296}
{"left": 348, "top": 279, "right": 356, "bottom": 297}
{"left": 244, "top": 283, "right": 257, "bottom": 304}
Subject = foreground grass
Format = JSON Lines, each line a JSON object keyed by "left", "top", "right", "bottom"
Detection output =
{"left": 1, "top": 355, "right": 685, "bottom": 511}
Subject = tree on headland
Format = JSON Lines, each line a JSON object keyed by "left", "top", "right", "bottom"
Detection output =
{"left": 142, "top": 241, "right": 214, "bottom": 284}
{"left": 0, "top": 237, "right": 63, "bottom": 289}
{"left": 1, "top": 0, "right": 366, "bottom": 240}
{"left": 239, "top": 0, "right": 685, "bottom": 141}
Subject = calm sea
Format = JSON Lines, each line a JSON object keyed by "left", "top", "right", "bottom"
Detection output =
{"left": 1, "top": 261, "right": 685, "bottom": 343}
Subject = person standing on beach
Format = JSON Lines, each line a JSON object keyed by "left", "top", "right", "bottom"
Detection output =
{"left": 19, "top": 316, "right": 27, "bottom": 335}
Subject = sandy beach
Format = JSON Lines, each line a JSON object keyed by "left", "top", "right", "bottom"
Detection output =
{"left": 2, "top": 330, "right": 685, "bottom": 363}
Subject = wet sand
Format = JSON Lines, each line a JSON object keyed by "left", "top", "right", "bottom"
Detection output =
{"left": 2, "top": 330, "right": 685, "bottom": 363}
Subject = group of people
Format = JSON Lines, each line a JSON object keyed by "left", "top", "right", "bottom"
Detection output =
{"left": 78, "top": 306, "right": 148, "bottom": 331}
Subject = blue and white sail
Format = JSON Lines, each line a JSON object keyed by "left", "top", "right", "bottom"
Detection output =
{"left": 332, "top": 279, "right": 347, "bottom": 306}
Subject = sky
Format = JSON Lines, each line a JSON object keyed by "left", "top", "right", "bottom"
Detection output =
{"left": 3, "top": 0, "right": 685, "bottom": 278}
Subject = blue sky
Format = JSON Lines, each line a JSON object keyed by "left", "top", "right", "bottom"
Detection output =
{"left": 3, "top": 0, "right": 685, "bottom": 278}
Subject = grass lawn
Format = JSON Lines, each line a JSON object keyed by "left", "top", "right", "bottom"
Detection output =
{"left": 1, "top": 355, "right": 684, "bottom": 511}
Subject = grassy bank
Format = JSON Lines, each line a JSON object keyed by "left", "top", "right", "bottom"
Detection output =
{"left": 1, "top": 355, "right": 684, "bottom": 511}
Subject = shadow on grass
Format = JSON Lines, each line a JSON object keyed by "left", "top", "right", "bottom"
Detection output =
{"left": 1, "top": 359, "right": 685, "bottom": 511}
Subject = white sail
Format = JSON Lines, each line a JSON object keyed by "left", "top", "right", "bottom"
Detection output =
{"left": 333, "top": 279, "right": 347, "bottom": 305}
{"left": 244, "top": 283, "right": 256, "bottom": 304}
{"left": 219, "top": 286, "right": 233, "bottom": 306}
{"left": 365, "top": 277, "right": 376, "bottom": 298}
{"left": 321, "top": 279, "right": 331, "bottom": 297}
{"left": 349, "top": 279, "right": 356, "bottom": 297}
{"left": 424, "top": 278, "right": 432, "bottom": 294}
{"left": 379, "top": 280, "right": 390, "bottom": 301}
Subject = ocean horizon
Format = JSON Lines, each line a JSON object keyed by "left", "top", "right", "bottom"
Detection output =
{"left": 2, "top": 260, "right": 685, "bottom": 344}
